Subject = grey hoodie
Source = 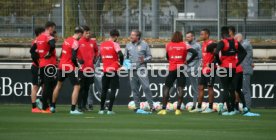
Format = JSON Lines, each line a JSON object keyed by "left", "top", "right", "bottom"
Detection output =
{"left": 125, "top": 40, "right": 152, "bottom": 69}
{"left": 186, "top": 41, "right": 202, "bottom": 73}
{"left": 241, "top": 39, "right": 254, "bottom": 75}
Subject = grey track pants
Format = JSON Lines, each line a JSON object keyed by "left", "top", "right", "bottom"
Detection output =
{"left": 242, "top": 74, "right": 252, "bottom": 108}
{"left": 87, "top": 72, "right": 102, "bottom": 105}
{"left": 130, "top": 69, "right": 153, "bottom": 109}
{"left": 187, "top": 72, "right": 199, "bottom": 107}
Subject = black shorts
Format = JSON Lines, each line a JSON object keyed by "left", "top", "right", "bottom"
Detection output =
{"left": 102, "top": 72, "right": 120, "bottom": 91}
{"left": 199, "top": 71, "right": 216, "bottom": 87}
{"left": 79, "top": 71, "right": 94, "bottom": 85}
{"left": 165, "top": 70, "right": 186, "bottom": 88}
{"left": 233, "top": 72, "right": 243, "bottom": 91}
{"left": 39, "top": 66, "right": 57, "bottom": 88}
{"left": 31, "top": 65, "right": 40, "bottom": 85}
{"left": 57, "top": 70, "right": 79, "bottom": 85}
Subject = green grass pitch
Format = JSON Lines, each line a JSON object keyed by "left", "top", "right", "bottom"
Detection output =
{"left": 0, "top": 105, "right": 276, "bottom": 140}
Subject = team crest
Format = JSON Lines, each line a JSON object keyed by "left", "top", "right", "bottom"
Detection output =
{"left": 138, "top": 45, "right": 142, "bottom": 51}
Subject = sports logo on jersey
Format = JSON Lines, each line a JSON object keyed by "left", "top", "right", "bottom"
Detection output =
{"left": 103, "top": 46, "right": 112, "bottom": 50}
{"left": 138, "top": 45, "right": 142, "bottom": 51}
{"left": 62, "top": 50, "right": 67, "bottom": 54}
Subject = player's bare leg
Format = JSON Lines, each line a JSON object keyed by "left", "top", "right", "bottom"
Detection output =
{"left": 52, "top": 81, "right": 62, "bottom": 103}
{"left": 190, "top": 85, "right": 204, "bottom": 112}
{"left": 175, "top": 87, "right": 184, "bottom": 115}
{"left": 157, "top": 85, "right": 170, "bottom": 115}
{"left": 31, "top": 85, "right": 39, "bottom": 103}
{"left": 71, "top": 85, "right": 80, "bottom": 110}
{"left": 31, "top": 85, "right": 41, "bottom": 113}
{"left": 202, "top": 86, "right": 214, "bottom": 113}
{"left": 50, "top": 81, "right": 63, "bottom": 112}
{"left": 69, "top": 84, "right": 83, "bottom": 115}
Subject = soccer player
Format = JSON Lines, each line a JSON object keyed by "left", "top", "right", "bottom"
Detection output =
{"left": 185, "top": 31, "right": 202, "bottom": 110}
{"left": 29, "top": 27, "right": 45, "bottom": 113}
{"left": 51, "top": 27, "right": 84, "bottom": 115}
{"left": 157, "top": 31, "right": 198, "bottom": 115}
{"left": 233, "top": 57, "right": 248, "bottom": 113}
{"left": 87, "top": 33, "right": 101, "bottom": 111}
{"left": 125, "top": 30, "right": 154, "bottom": 114}
{"left": 77, "top": 25, "right": 98, "bottom": 112}
{"left": 190, "top": 29, "right": 217, "bottom": 113}
{"left": 98, "top": 29, "right": 124, "bottom": 115}
{"left": 30, "top": 30, "right": 58, "bottom": 112}
{"left": 36, "top": 21, "right": 57, "bottom": 113}
{"left": 214, "top": 26, "right": 247, "bottom": 116}
{"left": 228, "top": 26, "right": 248, "bottom": 113}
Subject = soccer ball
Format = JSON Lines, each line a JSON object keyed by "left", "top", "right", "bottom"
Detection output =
{"left": 212, "top": 102, "right": 218, "bottom": 112}
{"left": 128, "top": 101, "right": 136, "bottom": 110}
{"left": 216, "top": 103, "right": 224, "bottom": 112}
{"left": 185, "top": 102, "right": 194, "bottom": 111}
{"left": 166, "top": 102, "right": 174, "bottom": 111}
{"left": 140, "top": 102, "right": 150, "bottom": 111}
{"left": 153, "top": 102, "right": 162, "bottom": 111}
{"left": 223, "top": 103, "right": 228, "bottom": 111}
{"left": 239, "top": 103, "right": 243, "bottom": 112}
{"left": 144, "top": 102, "right": 150, "bottom": 110}
{"left": 202, "top": 102, "right": 208, "bottom": 111}
{"left": 173, "top": 101, "right": 185, "bottom": 110}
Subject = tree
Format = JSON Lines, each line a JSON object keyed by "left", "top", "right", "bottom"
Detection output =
{"left": 79, "top": 0, "right": 105, "bottom": 36}
{"left": 64, "top": 0, "right": 78, "bottom": 37}
{"left": 0, "top": 0, "right": 56, "bottom": 16}
{"left": 228, "top": 0, "right": 247, "bottom": 18}
{"left": 259, "top": 0, "right": 275, "bottom": 18}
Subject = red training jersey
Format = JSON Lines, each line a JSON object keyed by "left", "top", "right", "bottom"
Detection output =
{"left": 58, "top": 36, "right": 79, "bottom": 71}
{"left": 166, "top": 42, "right": 191, "bottom": 71}
{"left": 36, "top": 31, "right": 57, "bottom": 68}
{"left": 220, "top": 38, "right": 239, "bottom": 68}
{"left": 77, "top": 37, "right": 98, "bottom": 72}
{"left": 100, "top": 40, "right": 121, "bottom": 72}
{"left": 201, "top": 40, "right": 215, "bottom": 74}
{"left": 235, "top": 55, "right": 243, "bottom": 73}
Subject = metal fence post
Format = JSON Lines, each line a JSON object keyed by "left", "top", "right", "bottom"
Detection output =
{"left": 143, "top": 15, "right": 146, "bottom": 33}
{"left": 126, "top": 0, "right": 130, "bottom": 37}
{"left": 76, "top": 0, "right": 80, "bottom": 26}
{"left": 152, "top": 0, "right": 159, "bottom": 38}
{"left": 32, "top": 16, "right": 35, "bottom": 37}
{"left": 61, "top": 0, "right": 65, "bottom": 38}
{"left": 171, "top": 13, "right": 174, "bottom": 33}
{"left": 139, "top": 0, "right": 142, "bottom": 31}
{"left": 100, "top": 14, "right": 103, "bottom": 37}
{"left": 243, "top": 17, "right": 247, "bottom": 39}
{"left": 217, "top": 0, "right": 220, "bottom": 40}
{"left": 48, "top": 14, "right": 51, "bottom": 21}
{"left": 236, "top": 24, "right": 239, "bottom": 33}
